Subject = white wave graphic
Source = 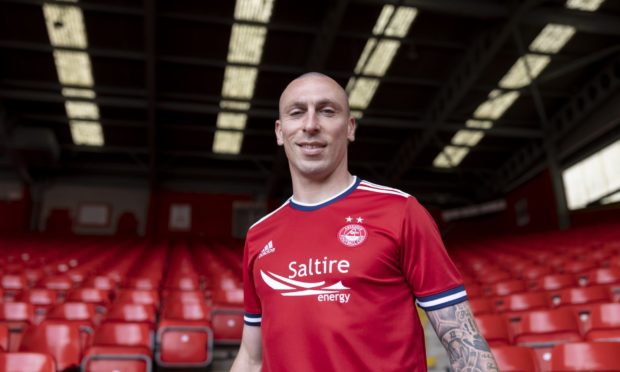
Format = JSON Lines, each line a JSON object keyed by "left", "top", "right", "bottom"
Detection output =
{"left": 267, "top": 271, "right": 325, "bottom": 289}
{"left": 321, "top": 281, "right": 349, "bottom": 290}
{"left": 260, "top": 270, "right": 295, "bottom": 290}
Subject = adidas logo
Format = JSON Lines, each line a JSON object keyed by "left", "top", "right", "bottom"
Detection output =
{"left": 258, "top": 240, "right": 275, "bottom": 259}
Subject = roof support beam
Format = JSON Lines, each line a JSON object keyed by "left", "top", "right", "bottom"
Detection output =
{"left": 384, "top": 0, "right": 542, "bottom": 182}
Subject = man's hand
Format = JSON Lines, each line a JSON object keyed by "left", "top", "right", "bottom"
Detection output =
{"left": 230, "top": 325, "right": 263, "bottom": 372}
{"left": 426, "top": 301, "right": 499, "bottom": 371}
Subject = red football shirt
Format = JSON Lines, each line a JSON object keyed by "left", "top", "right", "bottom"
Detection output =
{"left": 243, "top": 177, "right": 466, "bottom": 372}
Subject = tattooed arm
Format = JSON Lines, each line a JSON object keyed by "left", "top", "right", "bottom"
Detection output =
{"left": 426, "top": 301, "right": 499, "bottom": 372}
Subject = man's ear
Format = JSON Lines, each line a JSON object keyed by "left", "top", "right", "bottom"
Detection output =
{"left": 275, "top": 119, "right": 284, "bottom": 146}
{"left": 347, "top": 116, "right": 356, "bottom": 142}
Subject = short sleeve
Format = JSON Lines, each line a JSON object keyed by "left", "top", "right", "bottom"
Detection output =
{"left": 400, "top": 197, "right": 467, "bottom": 311}
{"left": 242, "top": 238, "right": 262, "bottom": 326}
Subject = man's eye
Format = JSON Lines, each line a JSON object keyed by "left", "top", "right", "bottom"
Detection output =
{"left": 290, "top": 110, "right": 303, "bottom": 116}
{"left": 321, "top": 109, "right": 335, "bottom": 115}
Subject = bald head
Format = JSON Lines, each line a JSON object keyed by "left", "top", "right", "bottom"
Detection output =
{"left": 278, "top": 72, "right": 350, "bottom": 118}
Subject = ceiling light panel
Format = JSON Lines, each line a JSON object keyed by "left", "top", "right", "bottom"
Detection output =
{"left": 216, "top": 112, "right": 247, "bottom": 130}
{"left": 451, "top": 130, "right": 485, "bottom": 147}
{"left": 221, "top": 66, "right": 258, "bottom": 99}
{"left": 499, "top": 54, "right": 551, "bottom": 89}
{"left": 384, "top": 7, "right": 418, "bottom": 37}
{"left": 433, "top": 152, "right": 452, "bottom": 168}
{"left": 53, "top": 51, "right": 94, "bottom": 86}
{"left": 228, "top": 24, "right": 267, "bottom": 64}
{"left": 529, "top": 24, "right": 576, "bottom": 54}
{"left": 234, "top": 0, "right": 274, "bottom": 22}
{"left": 70, "top": 120, "right": 104, "bottom": 146}
{"left": 65, "top": 101, "right": 99, "bottom": 119}
{"left": 566, "top": 0, "right": 605, "bottom": 11}
{"left": 212, "top": 131, "right": 244, "bottom": 154}
{"left": 348, "top": 78, "right": 380, "bottom": 109}
{"left": 43, "top": 4, "right": 87, "bottom": 48}
{"left": 473, "top": 90, "right": 520, "bottom": 120}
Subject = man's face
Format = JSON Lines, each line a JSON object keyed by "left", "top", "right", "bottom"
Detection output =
{"left": 276, "top": 76, "right": 356, "bottom": 181}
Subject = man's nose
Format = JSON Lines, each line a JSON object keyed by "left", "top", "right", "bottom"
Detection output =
{"left": 303, "top": 109, "right": 320, "bottom": 133}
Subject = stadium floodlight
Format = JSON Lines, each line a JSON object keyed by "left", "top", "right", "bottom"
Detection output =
{"left": 65, "top": 101, "right": 99, "bottom": 120}
{"left": 346, "top": 5, "right": 418, "bottom": 111}
{"left": 70, "top": 120, "right": 104, "bottom": 146}
{"left": 228, "top": 24, "right": 268, "bottom": 64}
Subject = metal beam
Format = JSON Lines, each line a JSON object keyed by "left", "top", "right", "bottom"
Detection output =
{"left": 385, "top": 0, "right": 542, "bottom": 182}
{"left": 525, "top": 7, "right": 620, "bottom": 37}
{"left": 494, "top": 57, "right": 620, "bottom": 194}
{"left": 354, "top": 0, "right": 506, "bottom": 18}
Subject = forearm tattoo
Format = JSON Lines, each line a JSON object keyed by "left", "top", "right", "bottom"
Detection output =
{"left": 426, "top": 302, "right": 499, "bottom": 372}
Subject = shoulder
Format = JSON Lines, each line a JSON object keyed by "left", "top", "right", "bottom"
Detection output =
{"left": 356, "top": 179, "right": 411, "bottom": 201}
{"left": 247, "top": 198, "right": 291, "bottom": 233}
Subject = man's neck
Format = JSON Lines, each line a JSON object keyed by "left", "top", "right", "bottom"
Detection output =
{"left": 291, "top": 171, "right": 354, "bottom": 205}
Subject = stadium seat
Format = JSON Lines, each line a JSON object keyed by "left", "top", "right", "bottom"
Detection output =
{"left": 477, "top": 270, "right": 512, "bottom": 285}
{"left": 83, "top": 275, "right": 117, "bottom": 291}
{"left": 46, "top": 302, "right": 99, "bottom": 330}
{"left": 106, "top": 303, "right": 156, "bottom": 327}
{"left": 211, "top": 306, "right": 244, "bottom": 344}
{"left": 550, "top": 342, "right": 620, "bottom": 371}
{"left": 562, "top": 260, "right": 597, "bottom": 275}
{"left": 116, "top": 289, "right": 160, "bottom": 308}
{"left": 164, "top": 290, "right": 207, "bottom": 304}
{"left": 491, "top": 345, "right": 540, "bottom": 372}
{"left": 0, "top": 323, "right": 8, "bottom": 351}
{"left": 0, "top": 352, "right": 56, "bottom": 372}
{"left": 583, "top": 303, "right": 620, "bottom": 341}
{"left": 66, "top": 288, "right": 111, "bottom": 308}
{"left": 81, "top": 321, "right": 152, "bottom": 372}
{"left": 535, "top": 274, "right": 578, "bottom": 291}
{"left": 551, "top": 286, "right": 611, "bottom": 308}
{"left": 157, "top": 302, "right": 214, "bottom": 368}
{"left": 19, "top": 320, "right": 89, "bottom": 371}
{"left": 488, "top": 280, "right": 527, "bottom": 297}
{"left": 1, "top": 274, "right": 27, "bottom": 298}
{"left": 474, "top": 315, "right": 511, "bottom": 346}
{"left": 580, "top": 268, "right": 620, "bottom": 286}
{"left": 520, "top": 266, "right": 553, "bottom": 281}
{"left": 496, "top": 292, "right": 550, "bottom": 316}
{"left": 0, "top": 302, "right": 35, "bottom": 351}
{"left": 512, "top": 309, "right": 582, "bottom": 370}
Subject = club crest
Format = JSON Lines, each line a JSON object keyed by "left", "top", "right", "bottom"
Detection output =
{"left": 338, "top": 224, "right": 367, "bottom": 247}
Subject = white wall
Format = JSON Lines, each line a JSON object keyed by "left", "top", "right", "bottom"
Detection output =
{"left": 39, "top": 182, "right": 150, "bottom": 236}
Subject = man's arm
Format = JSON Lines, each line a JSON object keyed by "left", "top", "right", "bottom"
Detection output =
{"left": 230, "top": 325, "right": 263, "bottom": 372}
{"left": 426, "top": 301, "right": 499, "bottom": 372}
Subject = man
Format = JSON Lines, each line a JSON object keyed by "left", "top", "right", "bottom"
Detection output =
{"left": 231, "top": 73, "right": 498, "bottom": 371}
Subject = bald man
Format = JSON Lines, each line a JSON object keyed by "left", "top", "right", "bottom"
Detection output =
{"left": 231, "top": 73, "right": 498, "bottom": 372}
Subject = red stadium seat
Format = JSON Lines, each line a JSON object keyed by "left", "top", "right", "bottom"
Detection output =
{"left": 488, "top": 280, "right": 527, "bottom": 297}
{"left": 164, "top": 275, "right": 201, "bottom": 291}
{"left": 211, "top": 306, "right": 244, "bottom": 344}
{"left": 38, "top": 275, "right": 73, "bottom": 293}
{"left": 468, "top": 298, "right": 495, "bottom": 316}
{"left": 47, "top": 302, "right": 99, "bottom": 330}
{"left": 66, "top": 288, "right": 111, "bottom": 307}
{"left": 521, "top": 266, "right": 553, "bottom": 281}
{"left": 116, "top": 289, "right": 160, "bottom": 309}
{"left": 106, "top": 303, "right": 156, "bottom": 327}
{"left": 0, "top": 352, "right": 56, "bottom": 372}
{"left": 82, "top": 321, "right": 153, "bottom": 371}
{"left": 464, "top": 284, "right": 483, "bottom": 299}
{"left": 535, "top": 274, "right": 578, "bottom": 291}
{"left": 19, "top": 320, "right": 89, "bottom": 371}
{"left": 491, "top": 346, "right": 540, "bottom": 372}
{"left": 551, "top": 286, "right": 611, "bottom": 308}
{"left": 512, "top": 309, "right": 582, "bottom": 370}
{"left": 157, "top": 302, "right": 213, "bottom": 368}
{"left": 474, "top": 315, "right": 511, "bottom": 346}
{"left": 1, "top": 274, "right": 27, "bottom": 298}
{"left": 550, "top": 342, "right": 620, "bottom": 371}
{"left": 83, "top": 275, "right": 117, "bottom": 291}
{"left": 0, "top": 302, "right": 35, "bottom": 351}
{"left": 164, "top": 290, "right": 206, "bottom": 304}
{"left": 496, "top": 292, "right": 550, "bottom": 316}
{"left": 562, "top": 260, "right": 597, "bottom": 275}
{"left": 124, "top": 277, "right": 160, "bottom": 291}
{"left": 580, "top": 268, "right": 620, "bottom": 286}
{"left": 584, "top": 303, "right": 620, "bottom": 342}
{"left": 477, "top": 270, "right": 512, "bottom": 285}
{"left": 0, "top": 323, "right": 8, "bottom": 351}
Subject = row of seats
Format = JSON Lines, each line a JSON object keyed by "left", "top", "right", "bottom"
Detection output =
{"left": 450, "top": 222, "right": 620, "bottom": 371}
{"left": 0, "top": 237, "right": 245, "bottom": 371}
